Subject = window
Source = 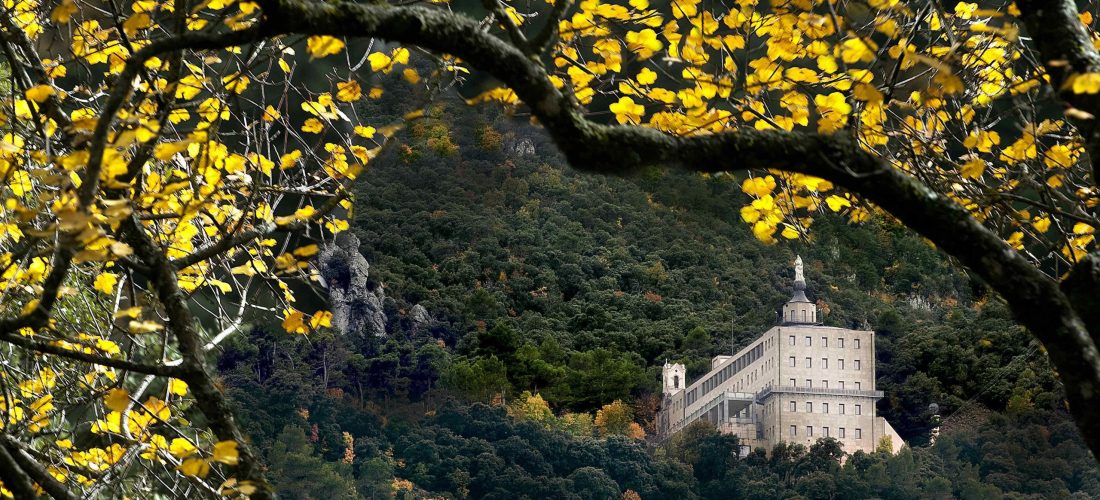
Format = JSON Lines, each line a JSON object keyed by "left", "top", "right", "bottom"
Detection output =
{"left": 822, "top": 403, "right": 829, "bottom": 414}
{"left": 855, "top": 404, "right": 862, "bottom": 415}
{"left": 854, "top": 360, "right": 861, "bottom": 370}
{"left": 822, "top": 380, "right": 828, "bottom": 388}
{"left": 807, "top": 426, "right": 813, "bottom": 437}
{"left": 839, "top": 404, "right": 845, "bottom": 414}
{"left": 839, "top": 359, "right": 845, "bottom": 370}
{"left": 855, "top": 428, "right": 862, "bottom": 439}
{"left": 805, "top": 336, "right": 812, "bottom": 346}
{"left": 823, "top": 427, "right": 830, "bottom": 437}
{"left": 789, "top": 401, "right": 796, "bottom": 412}
{"left": 673, "top": 375, "right": 679, "bottom": 388}
{"left": 855, "top": 339, "right": 861, "bottom": 349}
{"left": 789, "top": 356, "right": 795, "bottom": 367}
{"left": 790, "top": 425, "right": 797, "bottom": 437}
{"left": 822, "top": 337, "right": 828, "bottom": 347}
{"left": 805, "top": 357, "right": 812, "bottom": 368}
{"left": 789, "top": 378, "right": 796, "bottom": 386}
{"left": 838, "top": 381, "right": 845, "bottom": 389}
{"left": 806, "top": 402, "right": 812, "bottom": 413}
{"left": 839, "top": 428, "right": 846, "bottom": 438}
{"left": 789, "top": 335, "right": 795, "bottom": 346}
{"left": 838, "top": 338, "right": 845, "bottom": 348}
{"left": 805, "top": 379, "right": 812, "bottom": 388}
{"left": 822, "top": 358, "right": 828, "bottom": 369}
{"left": 855, "top": 382, "right": 861, "bottom": 390}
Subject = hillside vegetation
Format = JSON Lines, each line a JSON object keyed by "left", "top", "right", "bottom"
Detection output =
{"left": 219, "top": 101, "right": 1100, "bottom": 498}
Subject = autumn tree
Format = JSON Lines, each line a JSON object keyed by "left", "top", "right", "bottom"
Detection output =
{"left": 595, "top": 399, "right": 646, "bottom": 438}
{"left": 4, "top": 0, "right": 1100, "bottom": 496}
{"left": 0, "top": 0, "right": 437, "bottom": 495}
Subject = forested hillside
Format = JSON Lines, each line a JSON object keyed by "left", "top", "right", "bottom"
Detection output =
{"left": 218, "top": 100, "right": 1100, "bottom": 498}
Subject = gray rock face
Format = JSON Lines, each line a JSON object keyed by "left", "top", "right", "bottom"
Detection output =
{"left": 316, "top": 233, "right": 387, "bottom": 337}
{"left": 509, "top": 137, "right": 536, "bottom": 157}
{"left": 409, "top": 303, "right": 431, "bottom": 329}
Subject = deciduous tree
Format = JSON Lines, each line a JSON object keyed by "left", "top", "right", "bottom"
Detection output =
{"left": 5, "top": 0, "right": 1100, "bottom": 495}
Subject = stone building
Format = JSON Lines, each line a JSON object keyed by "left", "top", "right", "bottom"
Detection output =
{"left": 657, "top": 257, "right": 903, "bottom": 455}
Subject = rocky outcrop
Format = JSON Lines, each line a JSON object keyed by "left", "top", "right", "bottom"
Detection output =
{"left": 508, "top": 137, "right": 536, "bottom": 157}
{"left": 316, "top": 232, "right": 387, "bottom": 337}
{"left": 409, "top": 303, "right": 431, "bottom": 330}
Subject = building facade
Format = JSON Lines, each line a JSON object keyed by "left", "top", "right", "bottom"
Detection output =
{"left": 657, "top": 257, "right": 903, "bottom": 455}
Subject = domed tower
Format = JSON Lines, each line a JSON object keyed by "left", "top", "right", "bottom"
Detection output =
{"left": 662, "top": 361, "right": 686, "bottom": 394}
{"left": 781, "top": 255, "right": 819, "bottom": 325}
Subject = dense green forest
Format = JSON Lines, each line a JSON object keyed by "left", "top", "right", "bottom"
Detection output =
{"left": 215, "top": 96, "right": 1100, "bottom": 498}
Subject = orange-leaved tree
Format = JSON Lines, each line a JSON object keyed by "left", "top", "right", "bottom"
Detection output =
{"left": 3, "top": 0, "right": 1100, "bottom": 496}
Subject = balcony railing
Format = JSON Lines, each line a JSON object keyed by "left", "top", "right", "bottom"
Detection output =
{"left": 757, "top": 386, "right": 884, "bottom": 399}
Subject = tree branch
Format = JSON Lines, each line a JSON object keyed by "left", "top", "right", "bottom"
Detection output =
{"left": 0, "top": 332, "right": 182, "bottom": 377}
{"left": 118, "top": 215, "right": 272, "bottom": 498}
{"left": 255, "top": 0, "right": 1100, "bottom": 458}
{"left": 529, "top": 0, "right": 573, "bottom": 55}
{"left": 1015, "top": 0, "right": 1100, "bottom": 183}
{"left": 0, "top": 436, "right": 79, "bottom": 500}
{"left": 0, "top": 442, "right": 37, "bottom": 499}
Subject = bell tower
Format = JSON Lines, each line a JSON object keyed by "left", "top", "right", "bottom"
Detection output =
{"left": 781, "top": 255, "right": 819, "bottom": 324}
{"left": 662, "top": 361, "right": 686, "bottom": 394}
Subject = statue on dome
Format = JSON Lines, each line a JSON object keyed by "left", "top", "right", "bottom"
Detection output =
{"left": 794, "top": 255, "right": 804, "bottom": 283}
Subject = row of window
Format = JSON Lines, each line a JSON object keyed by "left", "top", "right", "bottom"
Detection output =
{"left": 789, "top": 335, "right": 860, "bottom": 349}
{"left": 786, "top": 378, "right": 862, "bottom": 390}
{"left": 686, "top": 343, "right": 764, "bottom": 406}
{"left": 785, "top": 308, "right": 816, "bottom": 323}
{"left": 790, "top": 425, "right": 861, "bottom": 439}
{"left": 788, "top": 401, "right": 862, "bottom": 415}
{"left": 788, "top": 357, "right": 861, "bottom": 370}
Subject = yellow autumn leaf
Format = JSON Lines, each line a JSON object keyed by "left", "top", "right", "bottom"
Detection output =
{"left": 50, "top": 0, "right": 78, "bottom": 23}
{"left": 1043, "top": 143, "right": 1077, "bottom": 168}
{"left": 222, "top": 73, "right": 250, "bottom": 94}
{"left": 306, "top": 36, "right": 345, "bottom": 59}
{"left": 302, "top": 118, "right": 324, "bottom": 133}
{"left": 104, "top": 388, "right": 130, "bottom": 412}
{"left": 262, "top": 105, "right": 281, "bottom": 122}
{"left": 354, "top": 126, "right": 376, "bottom": 139}
{"left": 293, "top": 244, "right": 320, "bottom": 257}
{"left": 336, "top": 80, "right": 362, "bottom": 102}
{"left": 212, "top": 440, "right": 239, "bottom": 465}
{"left": 310, "top": 311, "right": 333, "bottom": 329}
{"left": 9, "top": 171, "right": 32, "bottom": 196}
{"left": 114, "top": 306, "right": 143, "bottom": 319}
{"left": 177, "top": 458, "right": 210, "bottom": 478}
{"left": 282, "top": 309, "right": 308, "bottom": 334}
{"left": 367, "top": 52, "right": 392, "bottom": 72}
{"left": 625, "top": 29, "right": 663, "bottom": 59}
{"left": 1071, "top": 73, "right": 1100, "bottom": 94}
{"left": 609, "top": 96, "right": 645, "bottom": 124}
{"left": 741, "top": 176, "right": 776, "bottom": 197}
{"left": 1006, "top": 231, "right": 1025, "bottom": 250}
{"left": 1033, "top": 217, "right": 1052, "bottom": 233}
{"left": 824, "top": 195, "right": 851, "bottom": 212}
{"left": 128, "top": 320, "right": 163, "bottom": 334}
{"left": 168, "top": 378, "right": 188, "bottom": 397}
{"left": 25, "top": 85, "right": 55, "bottom": 103}
{"left": 960, "top": 157, "right": 987, "bottom": 179}
{"left": 93, "top": 273, "right": 118, "bottom": 294}
{"left": 169, "top": 437, "right": 198, "bottom": 458}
